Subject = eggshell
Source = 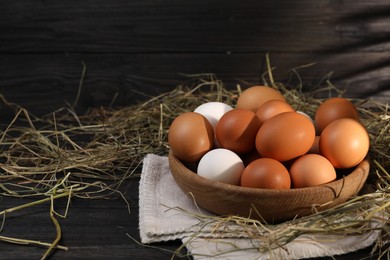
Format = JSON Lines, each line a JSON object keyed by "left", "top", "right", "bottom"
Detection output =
{"left": 194, "top": 102, "right": 233, "bottom": 130}
{"left": 315, "top": 97, "right": 359, "bottom": 133}
{"left": 320, "top": 118, "right": 369, "bottom": 168}
{"left": 240, "top": 158, "right": 291, "bottom": 189}
{"left": 289, "top": 154, "right": 336, "bottom": 188}
{"left": 197, "top": 148, "right": 245, "bottom": 185}
{"left": 255, "top": 100, "right": 295, "bottom": 125}
{"left": 168, "top": 112, "right": 214, "bottom": 163}
{"left": 297, "top": 110, "right": 321, "bottom": 135}
{"left": 216, "top": 108, "right": 261, "bottom": 154}
{"left": 236, "top": 86, "right": 286, "bottom": 112}
{"left": 194, "top": 102, "right": 233, "bottom": 147}
{"left": 255, "top": 112, "right": 316, "bottom": 161}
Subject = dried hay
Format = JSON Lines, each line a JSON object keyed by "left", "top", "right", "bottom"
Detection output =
{"left": 0, "top": 63, "right": 388, "bottom": 259}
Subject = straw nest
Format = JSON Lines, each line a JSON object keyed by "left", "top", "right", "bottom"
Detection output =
{"left": 0, "top": 67, "right": 388, "bottom": 259}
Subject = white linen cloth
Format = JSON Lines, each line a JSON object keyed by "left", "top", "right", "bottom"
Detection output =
{"left": 139, "top": 154, "right": 382, "bottom": 259}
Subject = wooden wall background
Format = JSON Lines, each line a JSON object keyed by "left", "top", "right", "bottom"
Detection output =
{"left": 0, "top": 0, "right": 389, "bottom": 118}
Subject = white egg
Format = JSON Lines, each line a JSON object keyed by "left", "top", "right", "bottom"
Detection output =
{"left": 197, "top": 148, "right": 244, "bottom": 185}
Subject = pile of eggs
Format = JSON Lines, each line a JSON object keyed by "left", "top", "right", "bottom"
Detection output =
{"left": 168, "top": 86, "right": 370, "bottom": 189}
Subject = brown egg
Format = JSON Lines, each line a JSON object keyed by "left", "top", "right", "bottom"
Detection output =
{"left": 315, "top": 97, "right": 359, "bottom": 133}
{"left": 236, "top": 86, "right": 286, "bottom": 112}
{"left": 256, "top": 99, "right": 295, "bottom": 125}
{"left": 168, "top": 112, "right": 214, "bottom": 163}
{"left": 216, "top": 109, "right": 261, "bottom": 154}
{"left": 289, "top": 154, "right": 336, "bottom": 188}
{"left": 241, "top": 158, "right": 291, "bottom": 189}
{"left": 256, "top": 112, "right": 316, "bottom": 161}
{"left": 320, "top": 118, "right": 369, "bottom": 168}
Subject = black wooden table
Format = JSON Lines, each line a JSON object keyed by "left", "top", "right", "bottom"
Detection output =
{"left": 0, "top": 178, "right": 182, "bottom": 260}
{"left": 0, "top": 177, "right": 382, "bottom": 260}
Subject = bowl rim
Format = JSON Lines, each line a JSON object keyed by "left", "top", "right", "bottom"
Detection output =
{"left": 168, "top": 150, "right": 370, "bottom": 196}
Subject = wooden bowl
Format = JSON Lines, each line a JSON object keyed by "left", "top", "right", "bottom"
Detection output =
{"left": 168, "top": 151, "right": 369, "bottom": 223}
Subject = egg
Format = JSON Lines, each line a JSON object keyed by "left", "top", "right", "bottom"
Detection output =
{"left": 168, "top": 112, "right": 214, "bottom": 163}
{"left": 320, "top": 118, "right": 369, "bottom": 168}
{"left": 197, "top": 148, "right": 245, "bottom": 185}
{"left": 194, "top": 102, "right": 233, "bottom": 147}
{"left": 289, "top": 154, "right": 336, "bottom": 188}
{"left": 255, "top": 100, "right": 295, "bottom": 125}
{"left": 296, "top": 110, "right": 321, "bottom": 136}
{"left": 315, "top": 97, "right": 359, "bottom": 133}
{"left": 216, "top": 108, "right": 261, "bottom": 154}
{"left": 236, "top": 86, "right": 286, "bottom": 112}
{"left": 255, "top": 112, "right": 316, "bottom": 161}
{"left": 194, "top": 102, "right": 233, "bottom": 130}
{"left": 240, "top": 158, "right": 291, "bottom": 189}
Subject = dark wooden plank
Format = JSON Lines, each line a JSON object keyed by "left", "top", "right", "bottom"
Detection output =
{"left": 0, "top": 0, "right": 389, "bottom": 53}
{"left": 0, "top": 52, "right": 388, "bottom": 118}
{"left": 0, "top": 179, "right": 183, "bottom": 260}
{"left": 0, "top": 179, "right": 384, "bottom": 259}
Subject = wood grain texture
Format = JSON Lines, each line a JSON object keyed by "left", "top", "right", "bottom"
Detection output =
{"left": 0, "top": 0, "right": 389, "bottom": 53}
{"left": 0, "top": 180, "right": 383, "bottom": 260}
{"left": 0, "top": 52, "right": 388, "bottom": 118}
{"left": 0, "top": 186, "right": 183, "bottom": 259}
{"left": 0, "top": 0, "right": 389, "bottom": 116}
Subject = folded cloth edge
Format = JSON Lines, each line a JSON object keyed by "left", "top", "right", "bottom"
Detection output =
{"left": 139, "top": 153, "right": 201, "bottom": 243}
